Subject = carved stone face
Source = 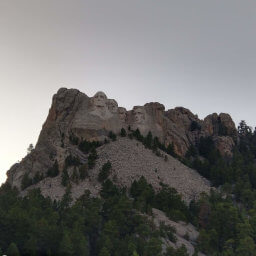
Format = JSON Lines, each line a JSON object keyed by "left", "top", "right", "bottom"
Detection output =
{"left": 107, "top": 99, "right": 118, "bottom": 113}
{"left": 93, "top": 91, "right": 107, "bottom": 108}
{"left": 118, "top": 107, "right": 127, "bottom": 121}
{"left": 133, "top": 107, "right": 146, "bottom": 124}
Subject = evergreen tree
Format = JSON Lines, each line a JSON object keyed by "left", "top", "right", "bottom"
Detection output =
{"left": 58, "top": 231, "right": 73, "bottom": 256}
{"left": 33, "top": 171, "right": 44, "bottom": 184}
{"left": 98, "top": 161, "right": 112, "bottom": 182}
{"left": 99, "top": 247, "right": 111, "bottom": 256}
{"left": 7, "top": 242, "right": 20, "bottom": 256}
{"left": 108, "top": 131, "right": 117, "bottom": 141}
{"left": 47, "top": 160, "right": 59, "bottom": 177}
{"left": 236, "top": 236, "right": 256, "bottom": 256}
{"left": 120, "top": 128, "right": 127, "bottom": 137}
{"left": 21, "top": 173, "right": 33, "bottom": 190}
{"left": 88, "top": 147, "right": 98, "bottom": 169}
{"left": 61, "top": 168, "right": 69, "bottom": 186}
{"left": 167, "top": 143, "right": 176, "bottom": 157}
{"left": 144, "top": 131, "right": 153, "bottom": 148}
{"left": 24, "top": 236, "right": 37, "bottom": 256}
{"left": 79, "top": 164, "right": 88, "bottom": 180}
{"left": 27, "top": 143, "right": 34, "bottom": 154}
{"left": 238, "top": 120, "right": 252, "bottom": 136}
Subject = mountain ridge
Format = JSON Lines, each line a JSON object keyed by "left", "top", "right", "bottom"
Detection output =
{"left": 6, "top": 87, "right": 236, "bottom": 192}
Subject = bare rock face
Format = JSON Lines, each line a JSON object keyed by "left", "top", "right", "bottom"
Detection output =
{"left": 6, "top": 88, "right": 237, "bottom": 190}
{"left": 164, "top": 107, "right": 202, "bottom": 156}
{"left": 201, "top": 113, "right": 237, "bottom": 156}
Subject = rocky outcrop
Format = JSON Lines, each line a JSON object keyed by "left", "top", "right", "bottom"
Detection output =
{"left": 152, "top": 208, "right": 206, "bottom": 256}
{"left": 6, "top": 88, "right": 237, "bottom": 190}
{"left": 202, "top": 113, "right": 237, "bottom": 156}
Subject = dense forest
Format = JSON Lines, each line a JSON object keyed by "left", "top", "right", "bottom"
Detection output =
{"left": 1, "top": 120, "right": 256, "bottom": 255}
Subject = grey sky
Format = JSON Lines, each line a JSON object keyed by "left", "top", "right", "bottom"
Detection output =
{"left": 0, "top": 0, "right": 256, "bottom": 184}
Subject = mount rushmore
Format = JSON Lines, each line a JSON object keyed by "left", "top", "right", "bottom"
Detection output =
{"left": 7, "top": 88, "right": 237, "bottom": 192}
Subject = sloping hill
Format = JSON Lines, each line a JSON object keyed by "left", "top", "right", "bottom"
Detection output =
{"left": 24, "top": 137, "right": 211, "bottom": 203}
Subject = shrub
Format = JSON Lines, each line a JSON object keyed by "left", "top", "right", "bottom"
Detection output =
{"left": 79, "top": 140, "right": 91, "bottom": 153}
{"left": 144, "top": 131, "right": 153, "bottom": 148}
{"left": 33, "top": 172, "right": 44, "bottom": 184}
{"left": 98, "top": 161, "right": 112, "bottom": 182}
{"left": 133, "top": 129, "right": 143, "bottom": 141}
{"left": 7, "top": 242, "right": 20, "bottom": 256}
{"left": 71, "top": 168, "right": 79, "bottom": 184}
{"left": 159, "top": 222, "right": 177, "bottom": 243}
{"left": 47, "top": 160, "right": 59, "bottom": 177}
{"left": 65, "top": 155, "right": 81, "bottom": 167}
{"left": 79, "top": 139, "right": 101, "bottom": 154}
{"left": 120, "top": 128, "right": 127, "bottom": 137}
{"left": 79, "top": 164, "right": 88, "bottom": 180}
{"left": 167, "top": 143, "right": 176, "bottom": 157}
{"left": 108, "top": 131, "right": 117, "bottom": 141}
{"left": 61, "top": 169, "right": 69, "bottom": 187}
{"left": 88, "top": 148, "right": 98, "bottom": 169}
{"left": 190, "top": 121, "right": 201, "bottom": 131}
{"left": 69, "top": 133, "right": 79, "bottom": 145}
{"left": 21, "top": 173, "right": 33, "bottom": 190}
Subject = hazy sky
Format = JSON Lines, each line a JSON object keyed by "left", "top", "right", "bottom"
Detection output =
{"left": 0, "top": 0, "right": 256, "bottom": 184}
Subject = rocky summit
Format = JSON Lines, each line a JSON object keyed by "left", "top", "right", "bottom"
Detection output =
{"left": 7, "top": 88, "right": 236, "bottom": 198}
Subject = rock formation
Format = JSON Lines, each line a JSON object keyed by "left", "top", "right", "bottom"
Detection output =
{"left": 6, "top": 88, "right": 237, "bottom": 193}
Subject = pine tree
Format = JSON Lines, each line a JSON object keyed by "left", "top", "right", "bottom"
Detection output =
{"left": 61, "top": 168, "right": 69, "bottom": 186}
{"left": 24, "top": 236, "right": 37, "bottom": 256}
{"left": 21, "top": 173, "right": 33, "bottom": 190}
{"left": 47, "top": 160, "right": 59, "bottom": 177}
{"left": 99, "top": 247, "right": 110, "bottom": 256}
{"left": 167, "top": 143, "right": 176, "bottom": 157}
{"left": 7, "top": 242, "right": 20, "bottom": 256}
{"left": 27, "top": 143, "right": 34, "bottom": 154}
{"left": 120, "top": 128, "right": 127, "bottom": 137}
{"left": 144, "top": 131, "right": 153, "bottom": 148}
{"left": 58, "top": 231, "right": 73, "bottom": 256}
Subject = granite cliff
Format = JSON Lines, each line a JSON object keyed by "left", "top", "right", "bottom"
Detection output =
{"left": 7, "top": 88, "right": 236, "bottom": 197}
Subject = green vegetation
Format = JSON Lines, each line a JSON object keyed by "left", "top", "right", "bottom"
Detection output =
{"left": 120, "top": 128, "right": 127, "bottom": 137}
{"left": 79, "top": 164, "right": 89, "bottom": 180}
{"left": 21, "top": 173, "right": 33, "bottom": 190}
{"left": 98, "top": 161, "right": 112, "bottom": 182}
{"left": 190, "top": 121, "right": 201, "bottom": 132}
{"left": 182, "top": 121, "right": 256, "bottom": 255}
{"left": 7, "top": 242, "right": 20, "bottom": 256}
{"left": 0, "top": 181, "right": 188, "bottom": 256}
{"left": 126, "top": 121, "right": 256, "bottom": 255}
{"left": 47, "top": 160, "right": 59, "bottom": 177}
{"left": 128, "top": 128, "right": 178, "bottom": 159}
{"left": 65, "top": 155, "right": 81, "bottom": 167}
{"left": 69, "top": 132, "right": 79, "bottom": 145}
{"left": 61, "top": 168, "right": 70, "bottom": 187}
{"left": 79, "top": 139, "right": 101, "bottom": 154}
{"left": 88, "top": 147, "right": 98, "bottom": 169}
{"left": 108, "top": 131, "right": 117, "bottom": 141}
{"left": 130, "top": 177, "right": 190, "bottom": 222}
{"left": 21, "top": 171, "right": 45, "bottom": 190}
{"left": 9, "top": 120, "right": 256, "bottom": 255}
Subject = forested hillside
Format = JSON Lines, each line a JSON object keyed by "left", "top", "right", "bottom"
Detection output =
{"left": 1, "top": 120, "right": 256, "bottom": 255}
